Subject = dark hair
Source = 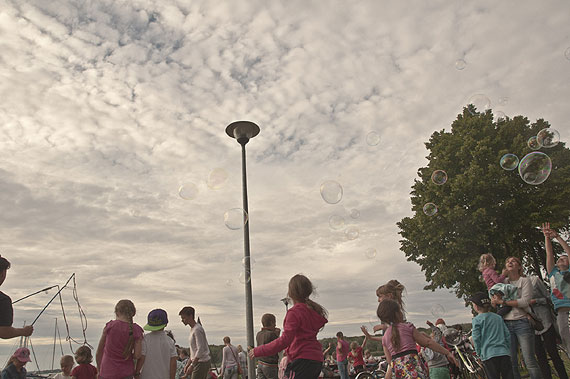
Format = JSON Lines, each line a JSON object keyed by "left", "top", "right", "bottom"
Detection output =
{"left": 179, "top": 306, "right": 195, "bottom": 318}
{"left": 115, "top": 300, "right": 136, "bottom": 359}
{"left": 376, "top": 280, "right": 406, "bottom": 312}
{"left": 223, "top": 336, "right": 231, "bottom": 344}
{"left": 377, "top": 299, "right": 404, "bottom": 351}
{"left": 75, "top": 346, "right": 93, "bottom": 364}
{"left": 0, "top": 256, "right": 10, "bottom": 271}
{"left": 288, "top": 274, "right": 328, "bottom": 319}
{"left": 336, "top": 331, "right": 344, "bottom": 338}
{"left": 261, "top": 313, "right": 276, "bottom": 327}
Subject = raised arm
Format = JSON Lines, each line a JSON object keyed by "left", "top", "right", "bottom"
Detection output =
{"left": 543, "top": 223, "right": 555, "bottom": 274}
{"left": 554, "top": 229, "right": 570, "bottom": 256}
{"left": 361, "top": 335, "right": 368, "bottom": 349}
{"left": 413, "top": 328, "right": 458, "bottom": 367}
{"left": 0, "top": 325, "right": 33, "bottom": 339}
{"left": 361, "top": 326, "right": 382, "bottom": 342}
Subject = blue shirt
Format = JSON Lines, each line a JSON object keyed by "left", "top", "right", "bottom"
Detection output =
{"left": 471, "top": 312, "right": 510, "bottom": 361}
{"left": 547, "top": 267, "right": 570, "bottom": 310}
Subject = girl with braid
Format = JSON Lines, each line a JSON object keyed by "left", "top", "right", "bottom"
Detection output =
{"left": 96, "top": 299, "right": 144, "bottom": 379}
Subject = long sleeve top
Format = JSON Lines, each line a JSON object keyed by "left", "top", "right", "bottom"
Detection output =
{"left": 482, "top": 267, "right": 506, "bottom": 290}
{"left": 220, "top": 345, "right": 239, "bottom": 375}
{"left": 503, "top": 276, "right": 532, "bottom": 321}
{"left": 472, "top": 312, "right": 511, "bottom": 361}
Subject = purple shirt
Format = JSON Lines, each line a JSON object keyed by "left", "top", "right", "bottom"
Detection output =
{"left": 99, "top": 320, "right": 143, "bottom": 379}
{"left": 337, "top": 339, "right": 350, "bottom": 362}
{"left": 482, "top": 267, "right": 506, "bottom": 290}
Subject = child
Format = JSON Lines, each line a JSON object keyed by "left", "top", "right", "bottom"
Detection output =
{"left": 2, "top": 347, "right": 31, "bottom": 378}
{"left": 136, "top": 309, "right": 177, "bottom": 379}
{"left": 256, "top": 313, "right": 281, "bottom": 379}
{"left": 51, "top": 355, "right": 74, "bottom": 378}
{"left": 72, "top": 346, "right": 97, "bottom": 379}
{"left": 347, "top": 337, "right": 368, "bottom": 374}
{"left": 420, "top": 328, "right": 449, "bottom": 379}
{"left": 250, "top": 274, "right": 328, "bottom": 379}
{"left": 373, "top": 299, "right": 457, "bottom": 379}
{"left": 469, "top": 292, "right": 513, "bottom": 379}
{"left": 479, "top": 253, "right": 518, "bottom": 316}
{"left": 96, "top": 299, "right": 144, "bottom": 378}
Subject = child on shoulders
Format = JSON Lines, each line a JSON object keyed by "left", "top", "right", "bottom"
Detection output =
{"left": 479, "top": 254, "right": 518, "bottom": 316}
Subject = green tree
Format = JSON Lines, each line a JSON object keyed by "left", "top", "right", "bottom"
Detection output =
{"left": 398, "top": 106, "right": 570, "bottom": 298}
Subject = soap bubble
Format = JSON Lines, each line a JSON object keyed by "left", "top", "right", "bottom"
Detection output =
{"left": 443, "top": 328, "right": 462, "bottom": 346}
{"left": 350, "top": 209, "right": 360, "bottom": 219}
{"left": 241, "top": 256, "right": 256, "bottom": 268}
{"left": 366, "top": 131, "right": 381, "bottom": 146}
{"left": 536, "top": 128, "right": 560, "bottom": 148}
{"left": 239, "top": 271, "right": 251, "bottom": 284}
{"left": 455, "top": 59, "right": 466, "bottom": 70}
{"left": 565, "top": 47, "right": 570, "bottom": 61}
{"left": 468, "top": 94, "right": 491, "bottom": 115}
{"left": 423, "top": 203, "right": 438, "bottom": 216}
{"left": 329, "top": 214, "right": 345, "bottom": 230}
{"left": 495, "top": 111, "right": 507, "bottom": 122}
{"left": 225, "top": 279, "right": 233, "bottom": 287}
{"left": 207, "top": 168, "right": 229, "bottom": 189}
{"left": 500, "top": 154, "right": 519, "bottom": 171}
{"left": 320, "top": 180, "right": 343, "bottom": 204}
{"left": 345, "top": 227, "right": 359, "bottom": 241}
{"left": 518, "top": 152, "right": 552, "bottom": 185}
{"left": 431, "top": 170, "right": 448, "bottom": 185}
{"left": 224, "top": 208, "right": 248, "bottom": 230}
{"left": 431, "top": 304, "right": 445, "bottom": 318}
{"left": 179, "top": 183, "right": 198, "bottom": 200}
{"left": 527, "top": 136, "right": 541, "bottom": 150}
{"left": 498, "top": 97, "right": 509, "bottom": 106}
{"left": 364, "top": 248, "right": 377, "bottom": 259}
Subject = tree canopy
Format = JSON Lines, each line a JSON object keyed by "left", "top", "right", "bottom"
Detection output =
{"left": 398, "top": 106, "right": 570, "bottom": 298}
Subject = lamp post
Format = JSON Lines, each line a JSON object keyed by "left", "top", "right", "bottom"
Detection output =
{"left": 225, "top": 121, "right": 259, "bottom": 379}
{"left": 280, "top": 297, "right": 290, "bottom": 312}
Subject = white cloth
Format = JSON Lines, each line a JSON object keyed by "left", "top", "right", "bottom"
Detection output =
{"left": 189, "top": 323, "right": 211, "bottom": 362}
{"left": 140, "top": 330, "right": 177, "bottom": 379}
{"left": 221, "top": 345, "right": 239, "bottom": 375}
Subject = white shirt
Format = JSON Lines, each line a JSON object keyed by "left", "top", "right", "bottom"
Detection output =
{"left": 140, "top": 330, "right": 177, "bottom": 379}
{"left": 189, "top": 323, "right": 211, "bottom": 362}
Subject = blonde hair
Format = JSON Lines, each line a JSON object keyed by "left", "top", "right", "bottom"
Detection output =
{"left": 115, "top": 299, "right": 137, "bottom": 359}
{"left": 60, "top": 355, "right": 74, "bottom": 367}
{"left": 288, "top": 274, "right": 328, "bottom": 319}
{"left": 478, "top": 253, "right": 497, "bottom": 271}
{"left": 376, "top": 280, "right": 406, "bottom": 312}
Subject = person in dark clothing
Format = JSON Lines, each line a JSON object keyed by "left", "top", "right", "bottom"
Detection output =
{"left": 0, "top": 256, "right": 33, "bottom": 339}
{"left": 256, "top": 313, "right": 281, "bottom": 379}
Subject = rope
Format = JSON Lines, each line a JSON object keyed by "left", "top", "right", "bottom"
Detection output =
{"left": 28, "top": 337, "right": 41, "bottom": 372}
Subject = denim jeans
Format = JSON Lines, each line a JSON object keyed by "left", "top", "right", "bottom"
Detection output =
{"left": 505, "top": 318, "right": 542, "bottom": 379}
{"left": 337, "top": 359, "right": 349, "bottom": 379}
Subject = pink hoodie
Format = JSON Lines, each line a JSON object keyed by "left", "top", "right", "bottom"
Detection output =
{"left": 254, "top": 302, "right": 328, "bottom": 362}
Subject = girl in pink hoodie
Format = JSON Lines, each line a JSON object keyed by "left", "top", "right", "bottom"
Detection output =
{"left": 250, "top": 274, "right": 328, "bottom": 379}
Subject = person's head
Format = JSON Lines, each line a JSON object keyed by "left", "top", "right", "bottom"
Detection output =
{"left": 469, "top": 292, "right": 492, "bottom": 314}
{"left": 74, "top": 346, "right": 93, "bottom": 364}
{"left": 556, "top": 254, "right": 570, "bottom": 271}
{"left": 179, "top": 306, "right": 196, "bottom": 325}
{"left": 288, "top": 274, "right": 328, "bottom": 319}
{"left": 237, "top": 345, "right": 244, "bottom": 353}
{"left": 376, "top": 280, "right": 405, "bottom": 310}
{"left": 478, "top": 253, "right": 496, "bottom": 272}
{"left": 144, "top": 309, "right": 168, "bottom": 331}
{"left": 115, "top": 299, "right": 136, "bottom": 319}
{"left": 435, "top": 318, "right": 446, "bottom": 326}
{"left": 350, "top": 341, "right": 358, "bottom": 351}
{"left": 0, "top": 256, "right": 11, "bottom": 286}
{"left": 336, "top": 331, "right": 344, "bottom": 340}
{"left": 505, "top": 256, "right": 523, "bottom": 277}
{"left": 261, "top": 313, "right": 276, "bottom": 328}
{"left": 179, "top": 348, "right": 189, "bottom": 360}
{"left": 60, "top": 355, "right": 74, "bottom": 375}
{"left": 10, "top": 347, "right": 31, "bottom": 370}
{"left": 364, "top": 350, "right": 371, "bottom": 358}
{"left": 223, "top": 336, "right": 231, "bottom": 345}
{"left": 377, "top": 299, "right": 404, "bottom": 351}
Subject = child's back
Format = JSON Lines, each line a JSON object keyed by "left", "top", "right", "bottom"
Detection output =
{"left": 471, "top": 312, "right": 510, "bottom": 361}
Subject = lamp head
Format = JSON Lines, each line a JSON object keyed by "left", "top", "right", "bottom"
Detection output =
{"left": 226, "top": 121, "right": 260, "bottom": 145}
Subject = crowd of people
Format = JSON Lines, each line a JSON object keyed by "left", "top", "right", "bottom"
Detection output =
{"left": 1, "top": 221, "right": 570, "bottom": 379}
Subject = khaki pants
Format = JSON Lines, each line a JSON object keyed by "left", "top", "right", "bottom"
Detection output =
{"left": 192, "top": 360, "right": 211, "bottom": 379}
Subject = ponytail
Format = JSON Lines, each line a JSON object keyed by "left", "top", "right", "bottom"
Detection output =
{"left": 122, "top": 315, "right": 134, "bottom": 359}
{"left": 391, "top": 322, "right": 401, "bottom": 351}
{"left": 306, "top": 298, "right": 328, "bottom": 319}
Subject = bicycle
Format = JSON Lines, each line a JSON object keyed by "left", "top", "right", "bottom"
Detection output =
{"left": 355, "top": 360, "right": 387, "bottom": 379}
{"left": 443, "top": 328, "right": 487, "bottom": 379}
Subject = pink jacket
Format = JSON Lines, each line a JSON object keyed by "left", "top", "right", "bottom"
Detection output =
{"left": 254, "top": 303, "right": 328, "bottom": 362}
{"left": 482, "top": 267, "right": 506, "bottom": 290}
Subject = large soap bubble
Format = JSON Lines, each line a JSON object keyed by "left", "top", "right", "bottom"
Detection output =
{"left": 423, "top": 203, "right": 438, "bottom": 216}
{"left": 179, "top": 183, "right": 198, "bottom": 200}
{"left": 518, "top": 152, "right": 552, "bottom": 185}
{"left": 468, "top": 94, "right": 491, "bottom": 115}
{"left": 431, "top": 304, "right": 445, "bottom": 318}
{"left": 536, "top": 128, "right": 560, "bottom": 148}
{"left": 500, "top": 154, "right": 519, "bottom": 171}
{"left": 320, "top": 180, "right": 343, "bottom": 204}
{"left": 224, "top": 208, "right": 248, "bottom": 230}
{"left": 527, "top": 136, "right": 541, "bottom": 150}
{"left": 431, "top": 170, "right": 448, "bottom": 185}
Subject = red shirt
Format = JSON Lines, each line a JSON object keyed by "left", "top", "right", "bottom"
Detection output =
{"left": 254, "top": 302, "right": 328, "bottom": 362}
{"left": 348, "top": 347, "right": 364, "bottom": 366}
{"left": 71, "top": 363, "right": 97, "bottom": 379}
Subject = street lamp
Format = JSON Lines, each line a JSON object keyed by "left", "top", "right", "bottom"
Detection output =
{"left": 225, "top": 121, "right": 260, "bottom": 379}
{"left": 281, "top": 297, "right": 290, "bottom": 312}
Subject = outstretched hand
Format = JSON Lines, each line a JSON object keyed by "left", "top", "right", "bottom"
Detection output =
{"left": 247, "top": 346, "right": 255, "bottom": 359}
{"left": 360, "top": 325, "right": 370, "bottom": 336}
{"left": 542, "top": 223, "right": 557, "bottom": 238}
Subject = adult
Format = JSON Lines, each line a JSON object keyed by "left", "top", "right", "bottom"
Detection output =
{"left": 136, "top": 309, "right": 178, "bottom": 379}
{"left": 490, "top": 257, "right": 542, "bottom": 379}
{"left": 220, "top": 337, "right": 240, "bottom": 379}
{"left": 542, "top": 222, "right": 570, "bottom": 354}
{"left": 1, "top": 347, "right": 31, "bottom": 379}
{"left": 335, "top": 332, "right": 350, "bottom": 379}
{"left": 237, "top": 345, "right": 247, "bottom": 379}
{"left": 179, "top": 306, "right": 211, "bottom": 379}
{"left": 0, "top": 256, "right": 33, "bottom": 339}
{"left": 256, "top": 313, "right": 280, "bottom": 379}
{"left": 528, "top": 275, "right": 568, "bottom": 379}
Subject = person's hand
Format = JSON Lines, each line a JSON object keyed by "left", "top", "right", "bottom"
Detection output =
{"left": 542, "top": 223, "right": 555, "bottom": 238}
{"left": 426, "top": 320, "right": 434, "bottom": 327}
{"left": 360, "top": 325, "right": 370, "bottom": 336}
{"left": 22, "top": 325, "right": 33, "bottom": 336}
{"left": 490, "top": 294, "right": 502, "bottom": 307}
{"left": 446, "top": 352, "right": 459, "bottom": 367}
{"left": 248, "top": 347, "right": 255, "bottom": 359}
{"left": 373, "top": 324, "right": 387, "bottom": 333}
{"left": 501, "top": 268, "right": 508, "bottom": 277}
{"left": 328, "top": 341, "right": 334, "bottom": 348}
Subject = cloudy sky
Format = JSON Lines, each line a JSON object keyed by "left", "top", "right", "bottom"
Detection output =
{"left": 1, "top": 0, "right": 569, "bottom": 370}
